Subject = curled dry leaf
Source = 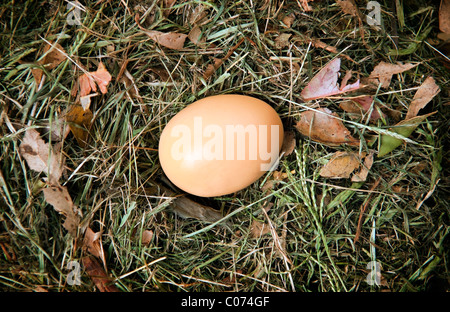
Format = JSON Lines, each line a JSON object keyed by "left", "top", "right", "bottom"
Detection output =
{"left": 280, "top": 131, "right": 296, "bottom": 156}
{"left": 351, "top": 150, "right": 374, "bottom": 182}
{"left": 300, "top": 58, "right": 360, "bottom": 100}
{"left": 405, "top": 77, "right": 440, "bottom": 119}
{"left": 19, "top": 129, "right": 63, "bottom": 184}
{"left": 295, "top": 107, "right": 360, "bottom": 146}
{"left": 367, "top": 61, "right": 417, "bottom": 89}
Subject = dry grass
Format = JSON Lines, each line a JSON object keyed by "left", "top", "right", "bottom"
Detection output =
{"left": 0, "top": 0, "right": 449, "bottom": 292}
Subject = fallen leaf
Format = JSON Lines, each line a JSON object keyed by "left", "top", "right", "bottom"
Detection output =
{"left": 336, "top": 0, "right": 358, "bottom": 16}
{"left": 172, "top": 196, "right": 226, "bottom": 224}
{"left": 82, "top": 256, "right": 119, "bottom": 292}
{"left": 405, "top": 77, "right": 440, "bottom": 119}
{"left": 42, "top": 184, "right": 80, "bottom": 237}
{"left": 32, "top": 42, "right": 67, "bottom": 86}
{"left": 162, "top": 0, "right": 177, "bottom": 17}
{"left": 281, "top": 12, "right": 296, "bottom": 28}
{"left": 367, "top": 61, "right": 417, "bottom": 89}
{"left": 378, "top": 112, "right": 436, "bottom": 157}
{"left": 439, "top": 0, "right": 450, "bottom": 35}
{"left": 300, "top": 58, "right": 360, "bottom": 100}
{"left": 77, "top": 62, "right": 112, "bottom": 98}
{"left": 299, "top": 0, "right": 313, "bottom": 11}
{"left": 83, "top": 227, "right": 106, "bottom": 268}
{"left": 280, "top": 131, "right": 296, "bottom": 156}
{"left": 65, "top": 104, "right": 93, "bottom": 147}
{"left": 319, "top": 151, "right": 362, "bottom": 179}
{"left": 340, "top": 96, "right": 384, "bottom": 121}
{"left": 19, "top": 129, "right": 63, "bottom": 184}
{"left": 295, "top": 107, "right": 360, "bottom": 146}
{"left": 141, "top": 230, "right": 153, "bottom": 246}
{"left": 351, "top": 150, "right": 374, "bottom": 182}
{"left": 275, "top": 33, "right": 292, "bottom": 49}
{"left": 144, "top": 30, "right": 188, "bottom": 50}
{"left": 250, "top": 220, "right": 271, "bottom": 238}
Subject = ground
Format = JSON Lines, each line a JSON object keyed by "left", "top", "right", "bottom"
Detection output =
{"left": 0, "top": 0, "right": 449, "bottom": 292}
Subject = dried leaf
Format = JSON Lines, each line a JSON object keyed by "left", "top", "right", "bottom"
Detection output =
{"left": 299, "top": 0, "right": 313, "bottom": 11}
{"left": 141, "top": 230, "right": 153, "bottom": 246}
{"left": 281, "top": 13, "right": 296, "bottom": 28}
{"left": 319, "top": 151, "right": 362, "bottom": 179}
{"left": 301, "top": 58, "right": 360, "bottom": 100}
{"left": 280, "top": 131, "right": 296, "bottom": 156}
{"left": 439, "top": 0, "right": 450, "bottom": 34}
{"left": 405, "top": 77, "right": 440, "bottom": 119}
{"left": 77, "top": 62, "right": 112, "bottom": 98}
{"left": 250, "top": 220, "right": 271, "bottom": 238}
{"left": 144, "top": 30, "right": 188, "bottom": 50}
{"left": 275, "top": 33, "right": 292, "bottom": 49}
{"left": 351, "top": 150, "right": 374, "bottom": 182}
{"left": 367, "top": 61, "right": 417, "bottom": 89}
{"left": 83, "top": 227, "right": 106, "bottom": 268}
{"left": 295, "top": 107, "right": 360, "bottom": 146}
{"left": 42, "top": 184, "right": 80, "bottom": 237}
{"left": 336, "top": 0, "right": 358, "bottom": 16}
{"left": 120, "top": 69, "right": 143, "bottom": 103}
{"left": 172, "top": 196, "right": 226, "bottom": 224}
{"left": 19, "top": 129, "right": 63, "bottom": 184}
{"left": 32, "top": 42, "right": 67, "bottom": 86}
{"left": 378, "top": 112, "right": 436, "bottom": 157}
{"left": 82, "top": 256, "right": 119, "bottom": 292}
{"left": 340, "top": 96, "right": 384, "bottom": 121}
{"left": 65, "top": 104, "right": 93, "bottom": 147}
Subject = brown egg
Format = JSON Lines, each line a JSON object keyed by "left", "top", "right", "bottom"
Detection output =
{"left": 158, "top": 94, "right": 284, "bottom": 197}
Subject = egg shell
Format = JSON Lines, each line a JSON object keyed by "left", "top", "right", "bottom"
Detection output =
{"left": 158, "top": 94, "right": 284, "bottom": 197}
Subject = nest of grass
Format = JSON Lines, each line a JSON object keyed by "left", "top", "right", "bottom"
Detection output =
{"left": 0, "top": 0, "right": 449, "bottom": 292}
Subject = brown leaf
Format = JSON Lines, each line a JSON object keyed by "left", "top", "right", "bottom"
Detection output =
{"left": 405, "top": 77, "right": 440, "bottom": 119}
{"left": 144, "top": 30, "right": 188, "bottom": 50}
{"left": 439, "top": 0, "right": 450, "bottom": 34}
{"left": 299, "top": 0, "right": 313, "bottom": 11}
{"left": 250, "top": 220, "right": 271, "bottom": 238}
{"left": 141, "top": 230, "right": 154, "bottom": 246}
{"left": 83, "top": 227, "right": 106, "bottom": 268}
{"left": 65, "top": 104, "right": 93, "bottom": 147}
{"left": 77, "top": 62, "right": 112, "bottom": 98}
{"left": 42, "top": 184, "right": 80, "bottom": 237}
{"left": 319, "top": 151, "right": 363, "bottom": 179}
{"left": 351, "top": 150, "right": 374, "bottom": 182}
{"left": 300, "top": 58, "right": 360, "bottom": 100}
{"left": 172, "top": 196, "right": 226, "bottom": 224}
{"left": 19, "top": 129, "right": 63, "bottom": 184}
{"left": 274, "top": 33, "right": 292, "bottom": 49}
{"left": 82, "top": 256, "right": 119, "bottom": 292}
{"left": 340, "top": 96, "right": 384, "bottom": 121}
{"left": 280, "top": 131, "right": 296, "bottom": 156}
{"left": 336, "top": 0, "right": 359, "bottom": 16}
{"left": 32, "top": 42, "right": 67, "bottom": 86}
{"left": 295, "top": 107, "right": 360, "bottom": 146}
{"left": 367, "top": 61, "right": 417, "bottom": 89}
